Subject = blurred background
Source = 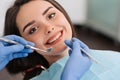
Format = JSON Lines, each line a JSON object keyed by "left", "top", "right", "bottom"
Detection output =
{"left": 0, "top": 0, "right": 120, "bottom": 80}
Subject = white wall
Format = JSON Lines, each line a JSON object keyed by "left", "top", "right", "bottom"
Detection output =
{"left": 57, "top": 0, "right": 87, "bottom": 24}
{"left": 0, "top": 0, "right": 15, "bottom": 36}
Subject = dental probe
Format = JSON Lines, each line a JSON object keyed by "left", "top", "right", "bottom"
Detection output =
{"left": 80, "top": 48, "right": 99, "bottom": 63}
{"left": 0, "top": 37, "right": 53, "bottom": 53}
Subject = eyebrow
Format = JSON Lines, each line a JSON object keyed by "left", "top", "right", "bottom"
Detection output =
{"left": 42, "top": 6, "right": 53, "bottom": 15}
{"left": 23, "top": 20, "right": 35, "bottom": 32}
{"left": 23, "top": 6, "right": 53, "bottom": 32}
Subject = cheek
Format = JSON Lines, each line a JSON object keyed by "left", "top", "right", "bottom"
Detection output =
{"left": 60, "top": 17, "right": 72, "bottom": 32}
{"left": 27, "top": 35, "right": 45, "bottom": 49}
{"left": 67, "top": 26, "right": 72, "bottom": 37}
{"left": 56, "top": 16, "right": 72, "bottom": 34}
{"left": 21, "top": 33, "right": 45, "bottom": 49}
{"left": 63, "top": 22, "right": 72, "bottom": 39}
{"left": 34, "top": 38, "right": 45, "bottom": 49}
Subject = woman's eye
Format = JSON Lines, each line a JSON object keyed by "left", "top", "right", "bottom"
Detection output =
{"left": 29, "top": 26, "right": 38, "bottom": 34}
{"left": 48, "top": 13, "right": 55, "bottom": 19}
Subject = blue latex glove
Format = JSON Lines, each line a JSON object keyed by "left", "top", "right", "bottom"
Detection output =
{"left": 61, "top": 37, "right": 92, "bottom": 80}
{"left": 0, "top": 35, "right": 34, "bottom": 71}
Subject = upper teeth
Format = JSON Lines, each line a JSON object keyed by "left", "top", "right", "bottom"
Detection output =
{"left": 48, "top": 32, "right": 61, "bottom": 44}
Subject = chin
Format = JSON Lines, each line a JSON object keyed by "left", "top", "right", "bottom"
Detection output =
{"left": 36, "top": 45, "right": 68, "bottom": 56}
{"left": 51, "top": 45, "right": 68, "bottom": 56}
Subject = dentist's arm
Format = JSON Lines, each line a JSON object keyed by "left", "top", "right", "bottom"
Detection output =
{"left": 61, "top": 38, "right": 92, "bottom": 80}
{"left": 0, "top": 35, "right": 34, "bottom": 71}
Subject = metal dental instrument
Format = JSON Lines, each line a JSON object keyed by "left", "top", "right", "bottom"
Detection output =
{"left": 0, "top": 37, "right": 53, "bottom": 53}
{"left": 80, "top": 48, "right": 99, "bottom": 63}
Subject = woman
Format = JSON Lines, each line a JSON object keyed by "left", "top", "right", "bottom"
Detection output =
{"left": 4, "top": 0, "right": 120, "bottom": 80}
{"left": 4, "top": 0, "right": 91, "bottom": 80}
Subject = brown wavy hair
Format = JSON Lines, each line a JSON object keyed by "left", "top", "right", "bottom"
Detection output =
{"left": 4, "top": 0, "right": 77, "bottom": 80}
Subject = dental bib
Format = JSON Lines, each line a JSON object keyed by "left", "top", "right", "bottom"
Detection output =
{"left": 30, "top": 55, "right": 69, "bottom": 80}
{"left": 31, "top": 49, "right": 120, "bottom": 80}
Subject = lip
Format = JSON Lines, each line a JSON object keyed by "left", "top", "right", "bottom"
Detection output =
{"left": 46, "top": 30, "right": 63, "bottom": 45}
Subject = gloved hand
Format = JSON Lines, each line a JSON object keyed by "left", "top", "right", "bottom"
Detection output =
{"left": 0, "top": 35, "right": 34, "bottom": 71}
{"left": 61, "top": 37, "right": 92, "bottom": 80}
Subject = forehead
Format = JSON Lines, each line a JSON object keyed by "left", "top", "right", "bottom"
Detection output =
{"left": 16, "top": 0, "right": 56, "bottom": 27}
{"left": 22, "top": 0, "right": 52, "bottom": 7}
{"left": 20, "top": 0, "right": 54, "bottom": 13}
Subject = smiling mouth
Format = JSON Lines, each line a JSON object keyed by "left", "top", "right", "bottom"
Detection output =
{"left": 46, "top": 30, "right": 63, "bottom": 45}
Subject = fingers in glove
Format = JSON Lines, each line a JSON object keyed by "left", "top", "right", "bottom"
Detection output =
{"left": 64, "top": 40, "right": 72, "bottom": 48}
{"left": 72, "top": 37, "right": 89, "bottom": 52}
{"left": 0, "top": 59, "right": 9, "bottom": 71}
{"left": 0, "top": 44, "right": 24, "bottom": 56}
{"left": 4, "top": 35, "right": 35, "bottom": 46}
{"left": 12, "top": 52, "right": 31, "bottom": 59}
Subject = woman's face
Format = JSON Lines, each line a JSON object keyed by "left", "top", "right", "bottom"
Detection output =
{"left": 16, "top": 0, "right": 72, "bottom": 56}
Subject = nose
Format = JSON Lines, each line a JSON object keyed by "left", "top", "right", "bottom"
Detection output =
{"left": 45, "top": 25, "right": 55, "bottom": 34}
{"left": 41, "top": 22, "right": 55, "bottom": 34}
{"left": 47, "top": 27, "right": 54, "bottom": 33}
